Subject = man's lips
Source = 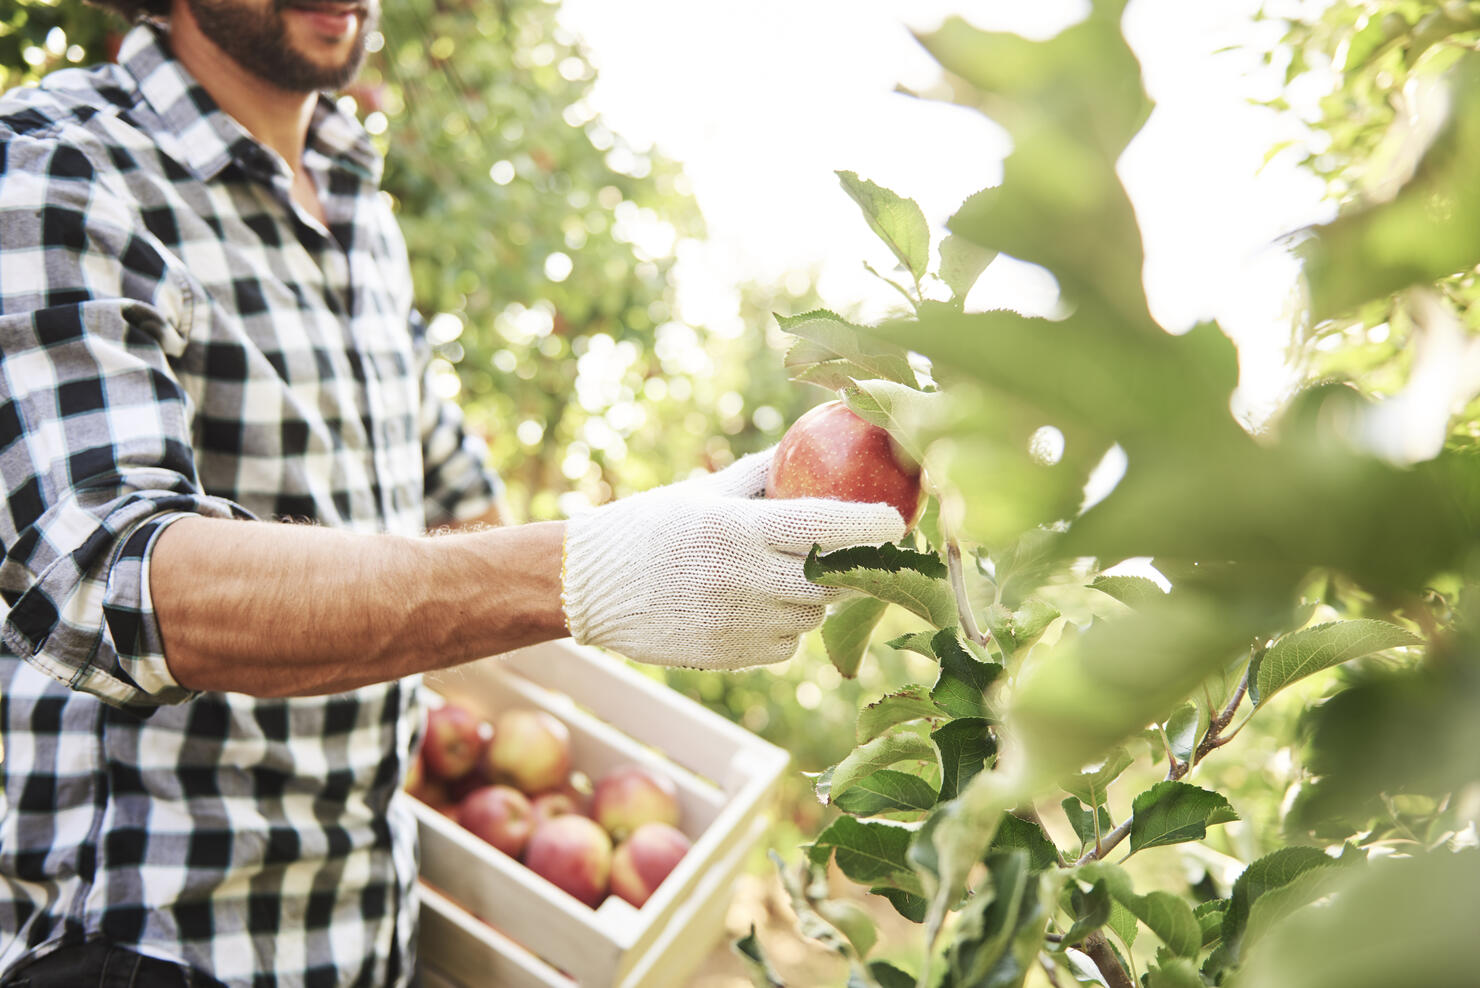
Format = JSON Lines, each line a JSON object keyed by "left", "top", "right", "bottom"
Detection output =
{"left": 283, "top": 1, "right": 366, "bottom": 37}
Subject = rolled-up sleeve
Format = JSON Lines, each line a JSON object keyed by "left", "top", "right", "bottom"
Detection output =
{"left": 1, "top": 134, "right": 250, "bottom": 708}
{"left": 412, "top": 311, "right": 503, "bottom": 528}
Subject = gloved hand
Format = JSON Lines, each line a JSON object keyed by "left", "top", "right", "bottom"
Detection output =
{"left": 561, "top": 450, "right": 906, "bottom": 669}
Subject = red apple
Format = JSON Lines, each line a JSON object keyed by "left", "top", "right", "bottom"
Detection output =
{"left": 591, "top": 765, "right": 679, "bottom": 841}
{"left": 422, "top": 703, "right": 487, "bottom": 782}
{"left": 531, "top": 789, "right": 585, "bottom": 824}
{"left": 610, "top": 822, "right": 691, "bottom": 908}
{"left": 485, "top": 709, "right": 571, "bottom": 794}
{"left": 523, "top": 815, "right": 612, "bottom": 907}
{"left": 766, "top": 400, "right": 925, "bottom": 528}
{"left": 457, "top": 785, "right": 535, "bottom": 858}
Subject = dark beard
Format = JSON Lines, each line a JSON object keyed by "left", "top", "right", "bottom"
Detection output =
{"left": 184, "top": 0, "right": 375, "bottom": 93}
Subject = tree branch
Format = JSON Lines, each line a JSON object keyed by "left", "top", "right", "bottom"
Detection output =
{"left": 1081, "top": 931, "right": 1136, "bottom": 988}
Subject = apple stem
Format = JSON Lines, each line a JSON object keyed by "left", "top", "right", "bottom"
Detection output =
{"left": 946, "top": 538, "right": 992, "bottom": 652}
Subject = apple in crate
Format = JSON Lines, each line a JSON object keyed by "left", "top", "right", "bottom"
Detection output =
{"left": 523, "top": 815, "right": 612, "bottom": 907}
{"left": 531, "top": 789, "right": 584, "bottom": 824}
{"left": 485, "top": 709, "right": 571, "bottom": 794}
{"left": 457, "top": 785, "right": 535, "bottom": 858}
{"left": 592, "top": 765, "right": 679, "bottom": 841}
{"left": 422, "top": 702, "right": 487, "bottom": 782}
{"left": 610, "top": 822, "right": 692, "bottom": 909}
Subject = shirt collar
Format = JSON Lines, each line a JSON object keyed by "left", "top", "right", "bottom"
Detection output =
{"left": 117, "top": 22, "right": 382, "bottom": 186}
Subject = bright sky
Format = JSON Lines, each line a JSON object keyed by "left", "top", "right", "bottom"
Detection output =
{"left": 557, "top": 0, "right": 1335, "bottom": 421}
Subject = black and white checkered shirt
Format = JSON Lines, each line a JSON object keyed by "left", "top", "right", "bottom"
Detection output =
{"left": 0, "top": 24, "right": 500, "bottom": 985}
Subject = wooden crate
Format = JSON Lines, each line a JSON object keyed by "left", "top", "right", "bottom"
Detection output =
{"left": 411, "top": 639, "right": 790, "bottom": 988}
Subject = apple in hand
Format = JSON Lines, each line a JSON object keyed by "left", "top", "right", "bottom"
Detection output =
{"left": 766, "top": 399, "right": 925, "bottom": 529}
{"left": 591, "top": 765, "right": 679, "bottom": 841}
{"left": 422, "top": 702, "right": 487, "bottom": 782}
{"left": 457, "top": 785, "right": 535, "bottom": 858}
{"left": 610, "top": 822, "right": 691, "bottom": 908}
{"left": 485, "top": 709, "right": 572, "bottom": 794}
{"left": 523, "top": 815, "right": 612, "bottom": 907}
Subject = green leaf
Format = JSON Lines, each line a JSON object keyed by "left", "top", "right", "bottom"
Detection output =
{"left": 1242, "top": 860, "right": 1350, "bottom": 951}
{"left": 1163, "top": 703, "right": 1202, "bottom": 764}
{"left": 884, "top": 631, "right": 937, "bottom": 658}
{"left": 808, "top": 817, "right": 923, "bottom": 895}
{"left": 991, "top": 812, "right": 1062, "bottom": 872}
{"left": 823, "top": 596, "right": 890, "bottom": 679}
{"left": 1249, "top": 619, "right": 1421, "bottom": 706}
{"left": 1089, "top": 575, "right": 1166, "bottom": 609}
{"left": 834, "top": 769, "right": 940, "bottom": 816}
{"left": 732, "top": 925, "right": 785, "bottom": 988}
{"left": 930, "top": 628, "right": 1004, "bottom": 719}
{"left": 841, "top": 378, "right": 945, "bottom": 464}
{"left": 1078, "top": 861, "right": 1201, "bottom": 958}
{"left": 1237, "top": 850, "right": 1480, "bottom": 988}
{"left": 1223, "top": 847, "right": 1341, "bottom": 957}
{"left": 1062, "top": 797, "right": 1113, "bottom": 852}
{"left": 857, "top": 960, "right": 916, "bottom": 988}
{"left": 949, "top": 849, "right": 1051, "bottom": 988}
{"left": 938, "top": 231, "right": 996, "bottom": 304}
{"left": 1061, "top": 748, "right": 1135, "bottom": 808}
{"left": 931, "top": 717, "right": 996, "bottom": 801}
{"left": 805, "top": 543, "right": 956, "bottom": 628}
{"left": 856, "top": 686, "right": 947, "bottom": 744}
{"left": 1129, "top": 781, "right": 1238, "bottom": 854}
{"left": 779, "top": 309, "right": 919, "bottom": 390}
{"left": 1194, "top": 899, "right": 1228, "bottom": 947}
{"left": 817, "top": 899, "right": 879, "bottom": 958}
{"left": 1144, "top": 958, "right": 1204, "bottom": 988}
{"left": 837, "top": 170, "right": 932, "bottom": 283}
{"left": 1060, "top": 878, "right": 1112, "bottom": 947}
{"left": 827, "top": 729, "right": 938, "bottom": 804}
{"left": 870, "top": 887, "right": 927, "bottom": 924}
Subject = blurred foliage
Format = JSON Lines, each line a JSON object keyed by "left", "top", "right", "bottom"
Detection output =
{"left": 5, "top": 0, "right": 818, "bottom": 524}
{"left": 1271, "top": 2, "right": 1480, "bottom": 444}
{"left": 730, "top": 2, "right": 1480, "bottom": 986}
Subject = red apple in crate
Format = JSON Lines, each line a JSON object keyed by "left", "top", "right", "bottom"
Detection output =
{"left": 531, "top": 789, "right": 584, "bottom": 824}
{"left": 422, "top": 702, "right": 486, "bottom": 782}
{"left": 457, "top": 785, "right": 535, "bottom": 858}
{"left": 485, "top": 709, "right": 571, "bottom": 794}
{"left": 591, "top": 765, "right": 679, "bottom": 841}
{"left": 523, "top": 815, "right": 612, "bottom": 908}
{"left": 610, "top": 822, "right": 692, "bottom": 909}
{"left": 766, "top": 399, "right": 925, "bottom": 528}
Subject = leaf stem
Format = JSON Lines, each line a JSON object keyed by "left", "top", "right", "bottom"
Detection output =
{"left": 946, "top": 538, "right": 991, "bottom": 651}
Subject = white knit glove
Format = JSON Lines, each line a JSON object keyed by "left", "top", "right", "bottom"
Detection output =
{"left": 562, "top": 450, "right": 906, "bottom": 670}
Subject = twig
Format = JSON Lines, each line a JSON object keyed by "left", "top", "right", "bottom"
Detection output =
{"left": 1075, "top": 817, "right": 1132, "bottom": 867}
{"left": 1039, "top": 952, "right": 1067, "bottom": 988}
{"left": 946, "top": 538, "right": 991, "bottom": 650}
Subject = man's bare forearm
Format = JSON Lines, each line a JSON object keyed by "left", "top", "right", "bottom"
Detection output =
{"left": 151, "top": 516, "right": 569, "bottom": 697}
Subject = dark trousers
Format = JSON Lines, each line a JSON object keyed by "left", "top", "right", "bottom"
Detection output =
{"left": 0, "top": 940, "right": 223, "bottom": 988}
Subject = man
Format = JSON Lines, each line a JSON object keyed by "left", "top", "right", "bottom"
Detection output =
{"left": 0, "top": 0, "right": 903, "bottom": 984}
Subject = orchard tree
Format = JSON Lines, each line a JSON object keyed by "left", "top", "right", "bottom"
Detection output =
{"left": 734, "top": 3, "right": 1480, "bottom": 987}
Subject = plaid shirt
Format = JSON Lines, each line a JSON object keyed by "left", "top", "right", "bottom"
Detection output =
{"left": 0, "top": 24, "right": 500, "bottom": 986}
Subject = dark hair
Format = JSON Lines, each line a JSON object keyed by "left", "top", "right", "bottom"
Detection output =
{"left": 86, "top": 0, "right": 171, "bottom": 24}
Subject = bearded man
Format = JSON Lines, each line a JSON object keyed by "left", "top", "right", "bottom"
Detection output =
{"left": 0, "top": 1, "right": 903, "bottom": 984}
